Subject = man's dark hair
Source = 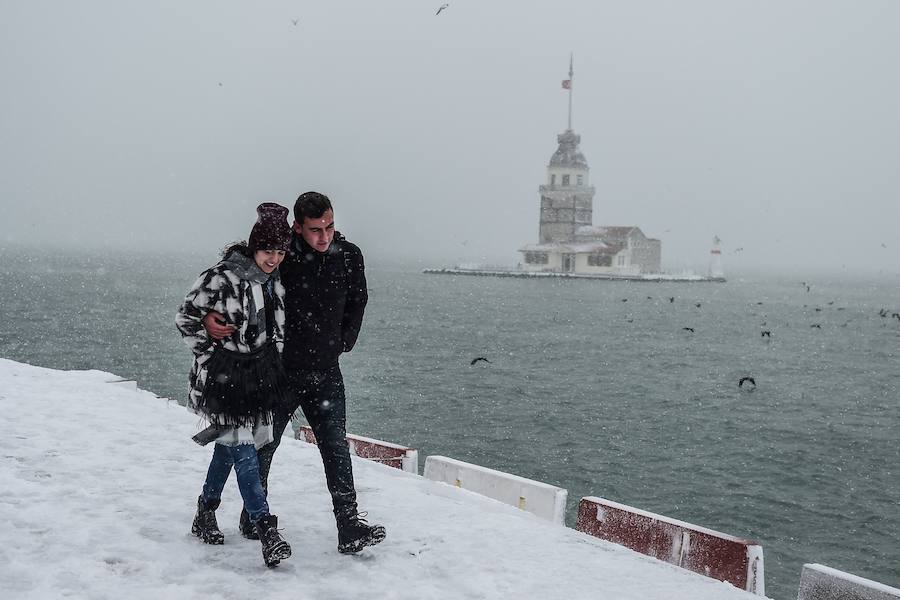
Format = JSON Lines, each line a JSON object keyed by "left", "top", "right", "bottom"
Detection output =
{"left": 294, "top": 191, "right": 333, "bottom": 223}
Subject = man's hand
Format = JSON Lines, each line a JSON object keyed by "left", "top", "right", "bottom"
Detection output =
{"left": 203, "top": 311, "right": 235, "bottom": 340}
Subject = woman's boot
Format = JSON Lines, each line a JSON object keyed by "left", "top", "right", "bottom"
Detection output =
{"left": 191, "top": 496, "right": 224, "bottom": 545}
{"left": 254, "top": 514, "right": 291, "bottom": 567}
{"left": 239, "top": 507, "right": 259, "bottom": 539}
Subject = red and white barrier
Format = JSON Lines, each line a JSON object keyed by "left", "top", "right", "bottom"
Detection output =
{"left": 576, "top": 496, "right": 765, "bottom": 595}
{"left": 297, "top": 425, "right": 419, "bottom": 474}
{"left": 798, "top": 564, "right": 900, "bottom": 600}
{"left": 423, "top": 455, "right": 568, "bottom": 525}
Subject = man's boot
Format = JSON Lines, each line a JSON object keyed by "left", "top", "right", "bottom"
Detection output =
{"left": 239, "top": 508, "right": 259, "bottom": 540}
{"left": 336, "top": 511, "right": 386, "bottom": 554}
{"left": 254, "top": 514, "right": 292, "bottom": 567}
{"left": 191, "top": 496, "right": 224, "bottom": 545}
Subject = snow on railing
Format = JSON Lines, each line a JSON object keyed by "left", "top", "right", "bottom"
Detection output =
{"left": 296, "top": 425, "right": 419, "bottom": 474}
{"left": 798, "top": 564, "right": 900, "bottom": 600}
{"left": 575, "top": 496, "right": 765, "bottom": 596}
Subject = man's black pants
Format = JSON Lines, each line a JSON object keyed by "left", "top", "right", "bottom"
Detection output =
{"left": 256, "top": 365, "right": 358, "bottom": 518}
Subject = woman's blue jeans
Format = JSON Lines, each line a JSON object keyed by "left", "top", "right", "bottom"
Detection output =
{"left": 201, "top": 443, "right": 270, "bottom": 523}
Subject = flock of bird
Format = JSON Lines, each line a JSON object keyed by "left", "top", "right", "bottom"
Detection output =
{"left": 468, "top": 281, "right": 900, "bottom": 395}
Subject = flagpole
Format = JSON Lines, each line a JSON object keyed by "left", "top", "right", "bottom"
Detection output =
{"left": 567, "top": 53, "right": 574, "bottom": 130}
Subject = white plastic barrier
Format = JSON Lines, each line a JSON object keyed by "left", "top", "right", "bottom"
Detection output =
{"left": 576, "top": 496, "right": 765, "bottom": 595}
{"left": 297, "top": 426, "right": 419, "bottom": 474}
{"left": 798, "top": 563, "right": 900, "bottom": 600}
{"left": 423, "top": 455, "right": 567, "bottom": 525}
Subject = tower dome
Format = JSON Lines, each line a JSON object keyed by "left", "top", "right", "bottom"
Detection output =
{"left": 549, "top": 130, "right": 589, "bottom": 169}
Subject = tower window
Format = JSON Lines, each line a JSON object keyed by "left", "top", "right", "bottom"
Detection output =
{"left": 550, "top": 174, "right": 556, "bottom": 186}
{"left": 577, "top": 175, "right": 584, "bottom": 186}
{"left": 562, "top": 174, "right": 570, "bottom": 186}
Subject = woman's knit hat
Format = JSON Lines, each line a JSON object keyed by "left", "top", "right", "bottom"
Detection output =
{"left": 248, "top": 203, "right": 292, "bottom": 252}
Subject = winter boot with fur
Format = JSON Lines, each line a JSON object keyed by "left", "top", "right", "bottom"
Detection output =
{"left": 336, "top": 511, "right": 386, "bottom": 554}
{"left": 239, "top": 508, "right": 259, "bottom": 540}
{"left": 254, "top": 514, "right": 292, "bottom": 567}
{"left": 191, "top": 496, "right": 224, "bottom": 545}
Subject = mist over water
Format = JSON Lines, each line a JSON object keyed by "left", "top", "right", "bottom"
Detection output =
{"left": 1, "top": 246, "right": 898, "bottom": 600}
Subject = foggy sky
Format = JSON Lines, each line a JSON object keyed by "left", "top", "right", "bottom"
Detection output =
{"left": 2, "top": 1, "right": 898, "bottom": 274}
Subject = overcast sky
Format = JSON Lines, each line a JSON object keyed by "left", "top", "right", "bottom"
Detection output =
{"left": 2, "top": 1, "right": 898, "bottom": 274}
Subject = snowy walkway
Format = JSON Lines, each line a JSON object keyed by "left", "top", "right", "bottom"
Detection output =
{"left": 0, "top": 358, "right": 766, "bottom": 599}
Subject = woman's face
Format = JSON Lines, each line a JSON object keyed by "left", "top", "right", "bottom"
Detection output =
{"left": 254, "top": 249, "right": 286, "bottom": 274}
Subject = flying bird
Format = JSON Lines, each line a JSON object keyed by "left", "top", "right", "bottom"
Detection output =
{"left": 761, "top": 330, "right": 771, "bottom": 338}
{"left": 668, "top": 297, "right": 675, "bottom": 303}
{"left": 810, "top": 324, "right": 822, "bottom": 329}
{"left": 436, "top": 3, "right": 449, "bottom": 15}
{"left": 738, "top": 376, "right": 756, "bottom": 389}
{"left": 291, "top": 18, "right": 299, "bottom": 26}
{"left": 695, "top": 302, "right": 702, "bottom": 308}
{"left": 682, "top": 327, "right": 695, "bottom": 333}
{"left": 470, "top": 357, "right": 491, "bottom": 365}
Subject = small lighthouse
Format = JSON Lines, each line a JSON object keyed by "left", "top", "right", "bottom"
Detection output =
{"left": 709, "top": 236, "right": 724, "bottom": 279}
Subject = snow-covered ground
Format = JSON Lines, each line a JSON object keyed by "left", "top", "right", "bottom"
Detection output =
{"left": 0, "top": 358, "right": 766, "bottom": 599}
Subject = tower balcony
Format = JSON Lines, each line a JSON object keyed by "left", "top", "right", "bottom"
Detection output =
{"left": 539, "top": 184, "right": 596, "bottom": 194}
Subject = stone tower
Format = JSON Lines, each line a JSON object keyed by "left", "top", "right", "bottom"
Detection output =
{"left": 538, "top": 129, "right": 596, "bottom": 243}
{"left": 538, "top": 54, "right": 596, "bottom": 244}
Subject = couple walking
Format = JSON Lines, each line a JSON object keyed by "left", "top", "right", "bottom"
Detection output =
{"left": 175, "top": 191, "right": 384, "bottom": 567}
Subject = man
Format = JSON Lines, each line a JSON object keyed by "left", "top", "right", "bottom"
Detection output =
{"left": 204, "top": 191, "right": 385, "bottom": 554}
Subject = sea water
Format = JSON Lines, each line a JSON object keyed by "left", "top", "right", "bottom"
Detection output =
{"left": 1, "top": 246, "right": 897, "bottom": 600}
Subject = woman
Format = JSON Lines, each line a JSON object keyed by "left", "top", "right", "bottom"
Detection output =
{"left": 175, "top": 202, "right": 293, "bottom": 568}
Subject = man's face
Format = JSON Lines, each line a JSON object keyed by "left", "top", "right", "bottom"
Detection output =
{"left": 295, "top": 209, "right": 335, "bottom": 253}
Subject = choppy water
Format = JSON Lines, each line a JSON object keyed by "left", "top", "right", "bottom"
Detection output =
{"left": 1, "top": 246, "right": 898, "bottom": 600}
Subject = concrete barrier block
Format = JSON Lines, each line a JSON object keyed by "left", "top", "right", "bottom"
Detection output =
{"left": 576, "top": 496, "right": 764, "bottom": 595}
{"left": 297, "top": 426, "right": 418, "bottom": 474}
{"left": 798, "top": 563, "right": 900, "bottom": 600}
{"left": 423, "top": 455, "right": 567, "bottom": 525}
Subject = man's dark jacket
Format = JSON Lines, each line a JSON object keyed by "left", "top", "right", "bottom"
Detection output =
{"left": 280, "top": 231, "right": 367, "bottom": 371}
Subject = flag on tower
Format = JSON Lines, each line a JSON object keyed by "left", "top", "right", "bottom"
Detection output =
{"left": 561, "top": 79, "right": 571, "bottom": 89}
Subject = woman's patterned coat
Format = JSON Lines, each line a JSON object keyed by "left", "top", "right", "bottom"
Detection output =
{"left": 175, "top": 250, "right": 286, "bottom": 416}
